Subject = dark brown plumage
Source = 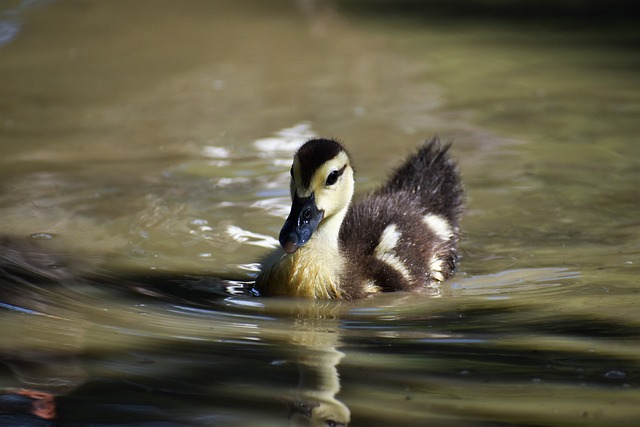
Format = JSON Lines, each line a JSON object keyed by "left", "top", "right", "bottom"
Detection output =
{"left": 256, "top": 137, "right": 464, "bottom": 299}
{"left": 295, "top": 139, "right": 347, "bottom": 188}
{"left": 339, "top": 139, "right": 464, "bottom": 298}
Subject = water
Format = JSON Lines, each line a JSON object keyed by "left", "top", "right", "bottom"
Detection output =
{"left": 1, "top": 1, "right": 639, "bottom": 425}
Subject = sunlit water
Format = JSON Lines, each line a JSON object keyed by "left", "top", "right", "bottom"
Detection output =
{"left": 1, "top": 1, "right": 639, "bottom": 426}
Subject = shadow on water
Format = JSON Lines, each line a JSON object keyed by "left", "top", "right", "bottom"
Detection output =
{"left": 338, "top": 0, "right": 640, "bottom": 67}
{"left": 0, "top": 234, "right": 349, "bottom": 426}
{"left": 1, "top": 235, "right": 639, "bottom": 426}
{"left": 338, "top": 0, "right": 640, "bottom": 25}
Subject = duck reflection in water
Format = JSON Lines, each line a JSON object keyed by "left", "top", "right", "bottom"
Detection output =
{"left": 0, "top": 136, "right": 463, "bottom": 425}
{"left": 257, "top": 136, "right": 462, "bottom": 425}
{"left": 0, "top": 235, "right": 352, "bottom": 425}
{"left": 286, "top": 301, "right": 350, "bottom": 427}
{"left": 288, "top": 348, "right": 350, "bottom": 427}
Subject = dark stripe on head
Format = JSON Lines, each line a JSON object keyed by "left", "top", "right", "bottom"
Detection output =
{"left": 295, "top": 138, "right": 346, "bottom": 188}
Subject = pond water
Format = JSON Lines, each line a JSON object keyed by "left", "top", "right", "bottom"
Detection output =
{"left": 1, "top": 1, "right": 639, "bottom": 426}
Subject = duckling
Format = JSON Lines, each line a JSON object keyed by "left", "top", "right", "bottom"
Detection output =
{"left": 255, "top": 137, "right": 464, "bottom": 299}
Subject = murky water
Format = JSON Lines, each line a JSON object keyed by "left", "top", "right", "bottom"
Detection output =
{"left": 1, "top": 1, "right": 639, "bottom": 426}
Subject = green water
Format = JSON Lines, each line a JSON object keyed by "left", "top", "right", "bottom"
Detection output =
{"left": 1, "top": 1, "right": 639, "bottom": 426}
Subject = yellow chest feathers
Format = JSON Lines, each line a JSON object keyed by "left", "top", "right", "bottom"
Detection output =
{"left": 258, "top": 242, "right": 343, "bottom": 299}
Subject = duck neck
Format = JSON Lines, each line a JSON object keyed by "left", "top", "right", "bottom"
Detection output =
{"left": 286, "top": 206, "right": 348, "bottom": 298}
{"left": 314, "top": 206, "right": 347, "bottom": 251}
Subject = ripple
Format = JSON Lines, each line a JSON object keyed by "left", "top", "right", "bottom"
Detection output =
{"left": 225, "top": 225, "right": 278, "bottom": 248}
{"left": 253, "top": 122, "right": 316, "bottom": 153}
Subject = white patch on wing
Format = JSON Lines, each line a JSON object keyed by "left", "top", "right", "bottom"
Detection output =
{"left": 423, "top": 214, "right": 453, "bottom": 241}
{"left": 374, "top": 224, "right": 412, "bottom": 282}
{"left": 375, "top": 224, "right": 400, "bottom": 254}
{"left": 363, "top": 280, "right": 382, "bottom": 294}
{"left": 429, "top": 254, "right": 445, "bottom": 282}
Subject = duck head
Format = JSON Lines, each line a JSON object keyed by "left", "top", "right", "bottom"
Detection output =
{"left": 279, "top": 138, "right": 355, "bottom": 254}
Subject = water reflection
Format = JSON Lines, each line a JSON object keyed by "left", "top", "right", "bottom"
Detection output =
{"left": 0, "top": 234, "right": 353, "bottom": 425}
{"left": 2, "top": 233, "right": 640, "bottom": 425}
{"left": 286, "top": 302, "right": 350, "bottom": 426}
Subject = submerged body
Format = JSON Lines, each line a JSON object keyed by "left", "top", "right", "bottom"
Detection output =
{"left": 256, "top": 138, "right": 464, "bottom": 299}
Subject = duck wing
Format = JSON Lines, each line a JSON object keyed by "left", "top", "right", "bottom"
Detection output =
{"left": 337, "top": 138, "right": 464, "bottom": 298}
{"left": 376, "top": 137, "right": 464, "bottom": 227}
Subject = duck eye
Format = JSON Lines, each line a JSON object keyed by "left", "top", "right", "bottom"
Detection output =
{"left": 325, "top": 166, "right": 346, "bottom": 186}
{"left": 326, "top": 171, "right": 339, "bottom": 186}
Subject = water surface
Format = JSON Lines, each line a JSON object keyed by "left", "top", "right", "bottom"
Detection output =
{"left": 1, "top": 1, "right": 639, "bottom": 426}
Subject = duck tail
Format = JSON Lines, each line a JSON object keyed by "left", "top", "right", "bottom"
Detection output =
{"left": 381, "top": 137, "right": 464, "bottom": 226}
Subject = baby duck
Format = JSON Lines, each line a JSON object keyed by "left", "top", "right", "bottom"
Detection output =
{"left": 255, "top": 137, "right": 464, "bottom": 299}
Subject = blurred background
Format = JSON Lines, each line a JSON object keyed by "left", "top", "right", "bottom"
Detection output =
{"left": 1, "top": 1, "right": 639, "bottom": 426}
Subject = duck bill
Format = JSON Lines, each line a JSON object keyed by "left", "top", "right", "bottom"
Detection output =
{"left": 279, "top": 192, "right": 324, "bottom": 254}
